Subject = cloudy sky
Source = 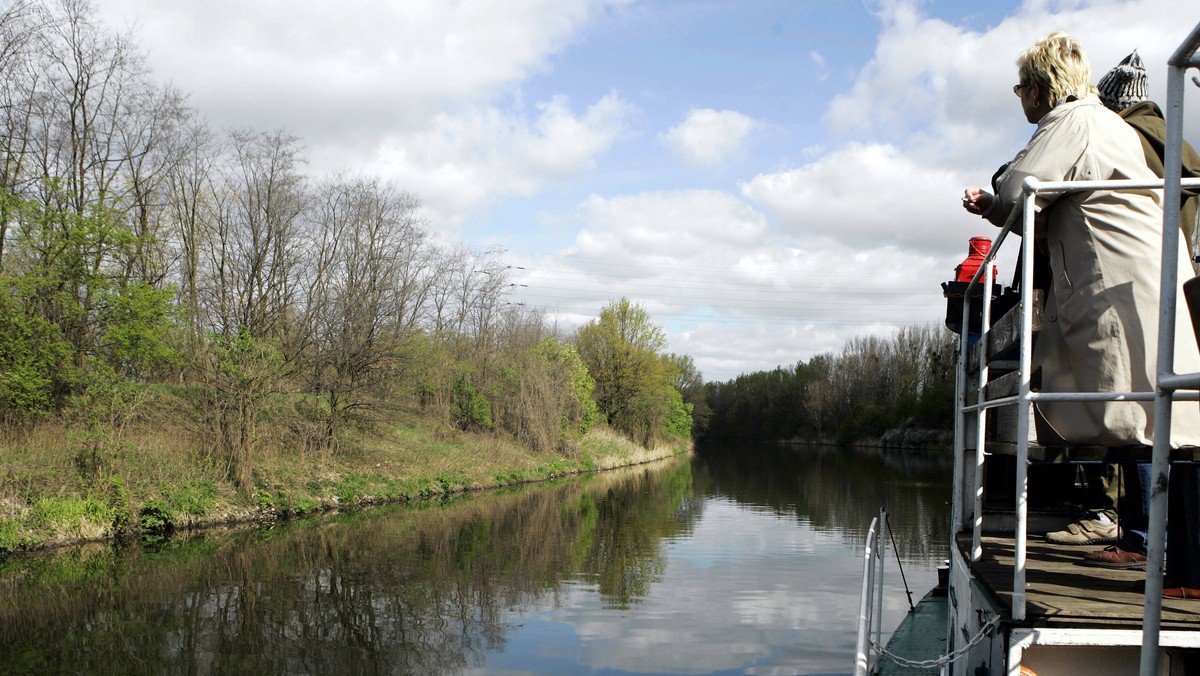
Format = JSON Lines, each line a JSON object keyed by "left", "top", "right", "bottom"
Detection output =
{"left": 95, "top": 0, "right": 1200, "bottom": 382}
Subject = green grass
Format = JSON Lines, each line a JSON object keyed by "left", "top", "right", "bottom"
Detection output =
{"left": 0, "top": 518, "right": 25, "bottom": 551}
{"left": 31, "top": 495, "right": 113, "bottom": 541}
{"left": 0, "top": 385, "right": 688, "bottom": 553}
{"left": 168, "top": 480, "right": 219, "bottom": 515}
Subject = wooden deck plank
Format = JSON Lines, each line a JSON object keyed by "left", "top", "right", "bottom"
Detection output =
{"left": 958, "top": 533, "right": 1200, "bottom": 631}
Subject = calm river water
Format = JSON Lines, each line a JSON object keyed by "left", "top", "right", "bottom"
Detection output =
{"left": 0, "top": 444, "right": 950, "bottom": 675}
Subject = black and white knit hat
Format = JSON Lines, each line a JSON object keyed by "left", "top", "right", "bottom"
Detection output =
{"left": 1097, "top": 50, "right": 1148, "bottom": 112}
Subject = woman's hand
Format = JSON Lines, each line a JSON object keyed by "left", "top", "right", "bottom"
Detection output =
{"left": 962, "top": 188, "right": 994, "bottom": 216}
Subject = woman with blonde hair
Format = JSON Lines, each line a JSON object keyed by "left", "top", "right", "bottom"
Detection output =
{"left": 961, "top": 31, "right": 1200, "bottom": 449}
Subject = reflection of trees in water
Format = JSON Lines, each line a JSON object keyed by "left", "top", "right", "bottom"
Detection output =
{"left": 0, "top": 449, "right": 945, "bottom": 673}
{"left": 583, "top": 462, "right": 699, "bottom": 609}
{"left": 693, "top": 443, "right": 951, "bottom": 564}
{"left": 0, "top": 459, "right": 698, "bottom": 674}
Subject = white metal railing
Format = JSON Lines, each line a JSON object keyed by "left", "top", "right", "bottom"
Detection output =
{"left": 961, "top": 176, "right": 1200, "bottom": 587}
{"left": 950, "top": 20, "right": 1200, "bottom": 676}
{"left": 1141, "top": 24, "right": 1200, "bottom": 676}
{"left": 853, "top": 511, "right": 886, "bottom": 676}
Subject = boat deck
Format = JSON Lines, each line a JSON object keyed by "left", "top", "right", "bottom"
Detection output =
{"left": 876, "top": 591, "right": 947, "bottom": 675}
{"left": 959, "top": 532, "right": 1200, "bottom": 631}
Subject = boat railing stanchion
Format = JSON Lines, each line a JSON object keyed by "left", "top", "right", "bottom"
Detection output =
{"left": 873, "top": 508, "right": 887, "bottom": 655}
{"left": 971, "top": 259, "right": 994, "bottom": 562}
{"left": 854, "top": 516, "right": 879, "bottom": 676}
{"left": 1140, "top": 20, "right": 1200, "bottom": 676}
{"left": 1011, "top": 179, "right": 1040, "bottom": 622}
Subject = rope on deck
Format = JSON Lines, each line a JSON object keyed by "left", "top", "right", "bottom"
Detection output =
{"left": 869, "top": 615, "right": 1001, "bottom": 670}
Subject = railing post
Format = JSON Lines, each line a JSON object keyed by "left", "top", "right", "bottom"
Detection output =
{"left": 1139, "top": 22, "right": 1200, "bottom": 676}
{"left": 972, "top": 261, "right": 995, "bottom": 561}
{"left": 1011, "top": 181, "right": 1039, "bottom": 622}
{"left": 873, "top": 509, "right": 887, "bottom": 653}
{"left": 854, "top": 517, "right": 879, "bottom": 676}
{"left": 952, "top": 303, "right": 970, "bottom": 541}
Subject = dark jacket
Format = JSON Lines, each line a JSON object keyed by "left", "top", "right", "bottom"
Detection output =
{"left": 1119, "top": 100, "right": 1200, "bottom": 254}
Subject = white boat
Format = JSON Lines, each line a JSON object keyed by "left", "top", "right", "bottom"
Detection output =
{"left": 855, "top": 22, "right": 1200, "bottom": 676}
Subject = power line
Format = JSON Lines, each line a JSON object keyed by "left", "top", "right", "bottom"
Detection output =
{"left": 517, "top": 266, "right": 943, "bottom": 293}
{"left": 521, "top": 301, "right": 943, "bottom": 327}
{"left": 539, "top": 253, "right": 952, "bottom": 280}
{"left": 515, "top": 291, "right": 933, "bottom": 312}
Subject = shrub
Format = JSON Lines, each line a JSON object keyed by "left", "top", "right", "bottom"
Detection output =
{"left": 138, "top": 500, "right": 173, "bottom": 532}
{"left": 450, "top": 371, "right": 493, "bottom": 431}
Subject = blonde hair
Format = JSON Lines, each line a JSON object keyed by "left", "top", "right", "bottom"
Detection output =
{"left": 1017, "top": 32, "right": 1096, "bottom": 105}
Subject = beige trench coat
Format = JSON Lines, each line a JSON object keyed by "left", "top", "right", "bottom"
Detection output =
{"left": 985, "top": 95, "right": 1200, "bottom": 447}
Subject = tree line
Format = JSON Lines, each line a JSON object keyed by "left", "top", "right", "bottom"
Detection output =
{"left": 702, "top": 324, "right": 957, "bottom": 445}
{"left": 0, "top": 0, "right": 692, "bottom": 496}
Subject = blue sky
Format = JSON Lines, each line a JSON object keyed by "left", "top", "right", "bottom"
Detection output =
{"left": 96, "top": 0, "right": 1199, "bottom": 381}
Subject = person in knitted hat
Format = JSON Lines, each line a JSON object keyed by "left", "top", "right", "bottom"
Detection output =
{"left": 1097, "top": 49, "right": 1148, "bottom": 112}
{"left": 1080, "top": 50, "right": 1200, "bottom": 596}
{"left": 1097, "top": 50, "right": 1200, "bottom": 254}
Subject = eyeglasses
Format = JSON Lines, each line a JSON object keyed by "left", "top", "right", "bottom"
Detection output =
{"left": 1013, "top": 82, "right": 1030, "bottom": 96}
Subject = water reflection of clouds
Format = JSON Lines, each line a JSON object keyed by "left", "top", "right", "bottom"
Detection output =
{"left": 483, "top": 496, "right": 928, "bottom": 674}
{"left": 669, "top": 498, "right": 838, "bottom": 567}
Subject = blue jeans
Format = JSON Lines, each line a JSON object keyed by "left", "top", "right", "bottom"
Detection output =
{"left": 1120, "top": 463, "right": 1152, "bottom": 555}
{"left": 1122, "top": 462, "right": 1200, "bottom": 586}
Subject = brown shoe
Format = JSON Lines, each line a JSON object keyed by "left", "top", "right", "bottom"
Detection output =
{"left": 1082, "top": 545, "right": 1146, "bottom": 569}
{"left": 1163, "top": 586, "right": 1200, "bottom": 599}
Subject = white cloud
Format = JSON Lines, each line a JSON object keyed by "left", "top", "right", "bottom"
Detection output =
{"left": 97, "top": 0, "right": 637, "bottom": 237}
{"left": 740, "top": 142, "right": 982, "bottom": 256}
{"left": 824, "top": 0, "right": 1200, "bottom": 152}
{"left": 510, "top": 190, "right": 952, "bottom": 381}
{"left": 524, "top": 93, "right": 635, "bottom": 175}
{"left": 511, "top": 190, "right": 779, "bottom": 325}
{"left": 574, "top": 190, "right": 769, "bottom": 258}
{"left": 661, "top": 109, "right": 762, "bottom": 167}
{"left": 102, "top": 0, "right": 632, "bottom": 135}
{"left": 809, "top": 51, "right": 831, "bottom": 82}
{"left": 369, "top": 92, "right": 635, "bottom": 236}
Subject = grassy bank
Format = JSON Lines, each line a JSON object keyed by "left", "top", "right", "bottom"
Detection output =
{"left": 0, "top": 387, "right": 688, "bottom": 553}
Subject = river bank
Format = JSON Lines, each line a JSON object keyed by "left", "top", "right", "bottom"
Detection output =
{"left": 774, "top": 421, "right": 953, "bottom": 454}
{"left": 0, "top": 396, "right": 688, "bottom": 554}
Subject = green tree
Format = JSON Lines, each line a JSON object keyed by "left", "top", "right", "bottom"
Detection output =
{"left": 0, "top": 190, "right": 176, "bottom": 414}
{"left": 702, "top": 324, "right": 956, "bottom": 445}
{"left": 575, "top": 298, "right": 663, "bottom": 422}
{"left": 575, "top": 298, "right": 689, "bottom": 445}
{"left": 665, "top": 353, "right": 709, "bottom": 437}
{"left": 450, "top": 368, "right": 493, "bottom": 431}
{"left": 0, "top": 276, "right": 74, "bottom": 417}
{"left": 204, "top": 327, "right": 285, "bottom": 496}
{"left": 96, "top": 280, "right": 178, "bottom": 380}
{"left": 533, "top": 337, "right": 598, "bottom": 438}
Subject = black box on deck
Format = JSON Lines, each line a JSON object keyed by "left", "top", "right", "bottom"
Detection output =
{"left": 942, "top": 281, "right": 1002, "bottom": 335}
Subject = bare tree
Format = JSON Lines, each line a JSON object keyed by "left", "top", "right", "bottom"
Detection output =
{"left": 165, "top": 118, "right": 217, "bottom": 350}
{"left": 115, "top": 82, "right": 191, "bottom": 286}
{"left": 393, "top": 227, "right": 436, "bottom": 332}
{"left": 28, "top": 0, "right": 141, "bottom": 214}
{"left": 0, "top": 0, "right": 42, "bottom": 268}
{"left": 198, "top": 129, "right": 306, "bottom": 495}
{"left": 300, "top": 175, "right": 425, "bottom": 451}
{"left": 1, "top": 0, "right": 179, "bottom": 373}
{"left": 426, "top": 246, "right": 463, "bottom": 334}
{"left": 205, "top": 129, "right": 306, "bottom": 341}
